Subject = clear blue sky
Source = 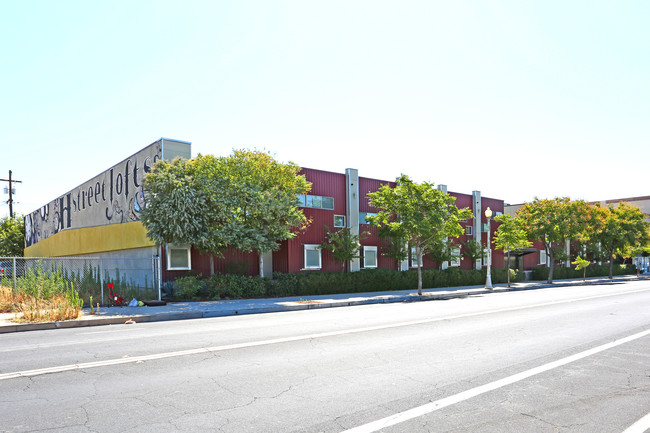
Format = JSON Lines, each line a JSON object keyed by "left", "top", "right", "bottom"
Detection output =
{"left": 2, "top": 0, "right": 649, "bottom": 218}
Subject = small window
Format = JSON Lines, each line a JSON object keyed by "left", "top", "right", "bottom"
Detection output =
{"left": 307, "top": 195, "right": 321, "bottom": 208}
{"left": 304, "top": 244, "right": 322, "bottom": 269}
{"left": 364, "top": 246, "right": 378, "bottom": 268}
{"left": 360, "top": 212, "right": 378, "bottom": 224}
{"left": 496, "top": 211, "right": 503, "bottom": 216}
{"left": 321, "top": 197, "right": 334, "bottom": 210}
{"left": 539, "top": 249, "right": 547, "bottom": 265}
{"left": 334, "top": 215, "right": 346, "bottom": 228}
{"left": 167, "top": 244, "right": 191, "bottom": 270}
{"left": 465, "top": 226, "right": 473, "bottom": 236}
{"left": 410, "top": 247, "right": 422, "bottom": 268}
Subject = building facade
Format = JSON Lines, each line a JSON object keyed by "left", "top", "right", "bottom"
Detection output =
{"left": 26, "top": 140, "right": 504, "bottom": 283}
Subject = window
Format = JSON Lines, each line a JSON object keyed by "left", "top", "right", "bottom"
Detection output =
{"left": 539, "top": 249, "right": 547, "bottom": 265}
{"left": 465, "top": 225, "right": 473, "bottom": 236}
{"left": 298, "top": 194, "right": 335, "bottom": 210}
{"left": 364, "top": 246, "right": 378, "bottom": 268}
{"left": 449, "top": 247, "right": 461, "bottom": 267}
{"left": 410, "top": 247, "right": 422, "bottom": 268}
{"left": 166, "top": 245, "right": 191, "bottom": 270}
{"left": 482, "top": 223, "right": 489, "bottom": 232}
{"left": 360, "top": 212, "right": 378, "bottom": 224}
{"left": 496, "top": 211, "right": 503, "bottom": 216}
{"left": 334, "top": 215, "right": 346, "bottom": 228}
{"left": 304, "top": 244, "right": 322, "bottom": 269}
{"left": 321, "top": 196, "right": 334, "bottom": 209}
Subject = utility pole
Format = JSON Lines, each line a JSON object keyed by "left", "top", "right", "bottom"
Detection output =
{"left": 0, "top": 170, "right": 22, "bottom": 218}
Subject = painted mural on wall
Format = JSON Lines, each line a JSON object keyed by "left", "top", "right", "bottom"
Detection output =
{"left": 25, "top": 141, "right": 162, "bottom": 247}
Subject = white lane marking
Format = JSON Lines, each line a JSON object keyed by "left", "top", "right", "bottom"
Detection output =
{"left": 1, "top": 287, "right": 649, "bottom": 380}
{"left": 341, "top": 328, "right": 650, "bottom": 433}
{"left": 622, "top": 411, "right": 650, "bottom": 433}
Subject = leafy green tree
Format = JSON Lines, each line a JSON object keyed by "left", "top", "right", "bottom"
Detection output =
{"left": 461, "top": 239, "right": 485, "bottom": 270}
{"left": 493, "top": 214, "right": 532, "bottom": 287}
{"left": 319, "top": 226, "right": 363, "bottom": 272}
{"left": 142, "top": 150, "right": 311, "bottom": 278}
{"left": 0, "top": 215, "right": 25, "bottom": 256}
{"left": 572, "top": 256, "right": 590, "bottom": 281}
{"left": 515, "top": 198, "right": 590, "bottom": 284}
{"left": 366, "top": 175, "right": 472, "bottom": 295}
{"left": 378, "top": 226, "right": 409, "bottom": 270}
{"left": 428, "top": 238, "right": 459, "bottom": 270}
{"left": 590, "top": 202, "right": 650, "bottom": 279}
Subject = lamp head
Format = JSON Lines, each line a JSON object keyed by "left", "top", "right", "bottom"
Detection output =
{"left": 485, "top": 207, "right": 493, "bottom": 218}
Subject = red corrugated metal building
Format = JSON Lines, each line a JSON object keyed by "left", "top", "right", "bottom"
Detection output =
{"left": 163, "top": 166, "right": 504, "bottom": 279}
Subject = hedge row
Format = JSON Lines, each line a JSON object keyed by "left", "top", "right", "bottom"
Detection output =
{"left": 530, "top": 264, "right": 636, "bottom": 281}
{"left": 168, "top": 267, "right": 520, "bottom": 300}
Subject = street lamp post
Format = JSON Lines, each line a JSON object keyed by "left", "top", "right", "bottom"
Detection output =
{"left": 485, "top": 207, "right": 493, "bottom": 289}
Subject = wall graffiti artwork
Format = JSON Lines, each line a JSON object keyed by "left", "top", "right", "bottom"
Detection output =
{"left": 25, "top": 141, "right": 163, "bottom": 248}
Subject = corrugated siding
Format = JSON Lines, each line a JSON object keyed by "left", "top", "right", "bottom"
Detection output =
{"left": 163, "top": 247, "right": 259, "bottom": 281}
{"left": 280, "top": 168, "right": 347, "bottom": 273}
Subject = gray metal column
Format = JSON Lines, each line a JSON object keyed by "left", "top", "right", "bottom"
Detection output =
{"left": 346, "top": 168, "right": 361, "bottom": 272}
{"left": 472, "top": 190, "right": 482, "bottom": 270}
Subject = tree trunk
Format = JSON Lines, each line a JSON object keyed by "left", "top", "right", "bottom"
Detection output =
{"left": 506, "top": 250, "right": 511, "bottom": 287}
{"left": 259, "top": 253, "right": 264, "bottom": 278}
{"left": 416, "top": 249, "right": 423, "bottom": 296}
{"left": 547, "top": 248, "right": 554, "bottom": 284}
{"left": 609, "top": 254, "right": 614, "bottom": 279}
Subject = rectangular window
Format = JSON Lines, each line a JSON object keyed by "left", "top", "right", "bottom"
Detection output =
{"left": 410, "top": 247, "right": 422, "bottom": 268}
{"left": 465, "top": 225, "right": 473, "bottom": 236}
{"left": 450, "top": 247, "right": 461, "bottom": 267}
{"left": 360, "top": 212, "right": 378, "bottom": 224}
{"left": 307, "top": 195, "right": 321, "bottom": 208}
{"left": 321, "top": 196, "right": 334, "bottom": 210}
{"left": 334, "top": 215, "right": 346, "bottom": 228}
{"left": 363, "top": 246, "right": 378, "bottom": 268}
{"left": 304, "top": 244, "right": 322, "bottom": 269}
{"left": 167, "top": 244, "right": 191, "bottom": 271}
{"left": 299, "top": 194, "right": 335, "bottom": 210}
{"left": 482, "top": 223, "right": 489, "bottom": 232}
{"left": 539, "top": 249, "right": 547, "bottom": 265}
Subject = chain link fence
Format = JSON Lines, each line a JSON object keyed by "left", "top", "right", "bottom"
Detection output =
{"left": 0, "top": 256, "right": 161, "bottom": 306}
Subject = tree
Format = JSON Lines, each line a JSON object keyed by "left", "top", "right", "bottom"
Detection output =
{"left": 0, "top": 215, "right": 25, "bottom": 256}
{"left": 493, "top": 214, "right": 532, "bottom": 287}
{"left": 461, "top": 239, "right": 485, "bottom": 270}
{"left": 142, "top": 150, "right": 311, "bottom": 278}
{"left": 366, "top": 175, "right": 472, "bottom": 295}
{"left": 428, "top": 238, "right": 458, "bottom": 270}
{"left": 590, "top": 202, "right": 650, "bottom": 279}
{"left": 377, "top": 226, "right": 409, "bottom": 270}
{"left": 515, "top": 198, "right": 590, "bottom": 284}
{"left": 319, "top": 226, "right": 363, "bottom": 272}
{"left": 572, "top": 256, "right": 590, "bottom": 281}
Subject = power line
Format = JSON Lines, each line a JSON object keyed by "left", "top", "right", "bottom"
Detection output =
{"left": 0, "top": 170, "right": 22, "bottom": 218}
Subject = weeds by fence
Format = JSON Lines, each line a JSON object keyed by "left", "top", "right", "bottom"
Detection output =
{"left": 0, "top": 256, "right": 161, "bottom": 307}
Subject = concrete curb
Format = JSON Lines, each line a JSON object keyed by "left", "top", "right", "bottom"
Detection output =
{"left": 1, "top": 275, "right": 644, "bottom": 333}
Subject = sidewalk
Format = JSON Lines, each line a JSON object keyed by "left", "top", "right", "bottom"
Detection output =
{"left": 1, "top": 275, "right": 644, "bottom": 333}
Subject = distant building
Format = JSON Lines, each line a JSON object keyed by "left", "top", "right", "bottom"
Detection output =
{"left": 505, "top": 197, "right": 650, "bottom": 273}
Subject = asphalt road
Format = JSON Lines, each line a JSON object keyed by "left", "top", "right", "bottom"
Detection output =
{"left": 1, "top": 280, "right": 649, "bottom": 432}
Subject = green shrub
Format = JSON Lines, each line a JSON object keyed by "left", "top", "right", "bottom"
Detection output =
{"left": 531, "top": 264, "right": 636, "bottom": 281}
{"left": 206, "top": 274, "right": 265, "bottom": 299}
{"left": 174, "top": 275, "right": 203, "bottom": 299}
